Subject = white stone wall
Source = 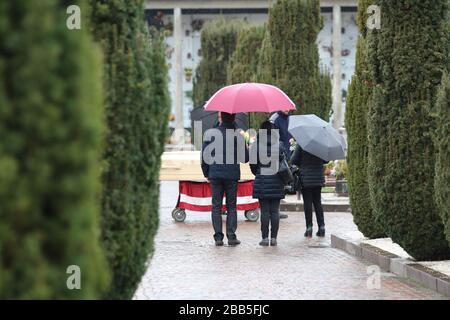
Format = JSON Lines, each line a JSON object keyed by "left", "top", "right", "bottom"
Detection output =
{"left": 318, "top": 11, "right": 359, "bottom": 118}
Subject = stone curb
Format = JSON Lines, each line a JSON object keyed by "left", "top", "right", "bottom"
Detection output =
{"left": 330, "top": 234, "right": 450, "bottom": 298}
{"left": 280, "top": 203, "right": 351, "bottom": 212}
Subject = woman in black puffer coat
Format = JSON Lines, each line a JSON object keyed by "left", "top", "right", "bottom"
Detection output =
{"left": 291, "top": 145, "right": 327, "bottom": 238}
{"left": 250, "top": 121, "right": 286, "bottom": 247}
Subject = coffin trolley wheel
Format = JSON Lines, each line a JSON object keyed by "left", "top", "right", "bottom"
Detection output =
{"left": 172, "top": 208, "right": 186, "bottom": 222}
{"left": 245, "top": 209, "right": 260, "bottom": 222}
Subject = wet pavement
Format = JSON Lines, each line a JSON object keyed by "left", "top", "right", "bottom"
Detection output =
{"left": 133, "top": 181, "right": 447, "bottom": 300}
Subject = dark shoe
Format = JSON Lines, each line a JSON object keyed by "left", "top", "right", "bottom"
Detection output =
{"left": 316, "top": 226, "right": 326, "bottom": 237}
{"left": 228, "top": 239, "right": 241, "bottom": 246}
{"left": 259, "top": 238, "right": 269, "bottom": 246}
{"left": 215, "top": 240, "right": 224, "bottom": 246}
{"left": 270, "top": 238, "right": 277, "bottom": 246}
{"left": 279, "top": 213, "right": 288, "bottom": 219}
{"left": 304, "top": 227, "right": 313, "bottom": 238}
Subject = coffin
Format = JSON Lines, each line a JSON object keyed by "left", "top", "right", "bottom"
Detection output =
{"left": 159, "top": 151, "right": 255, "bottom": 181}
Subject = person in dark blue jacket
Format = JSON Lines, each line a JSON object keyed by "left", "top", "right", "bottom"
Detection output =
{"left": 250, "top": 121, "right": 286, "bottom": 246}
{"left": 201, "top": 112, "right": 249, "bottom": 246}
{"left": 291, "top": 145, "right": 327, "bottom": 237}
{"left": 269, "top": 110, "right": 293, "bottom": 158}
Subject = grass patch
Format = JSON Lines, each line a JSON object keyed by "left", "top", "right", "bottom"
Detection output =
{"left": 322, "top": 187, "right": 335, "bottom": 193}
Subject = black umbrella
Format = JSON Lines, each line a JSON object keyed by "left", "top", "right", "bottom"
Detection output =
{"left": 190, "top": 106, "right": 249, "bottom": 149}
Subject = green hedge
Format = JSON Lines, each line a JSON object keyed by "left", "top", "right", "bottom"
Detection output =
{"left": 435, "top": 17, "right": 450, "bottom": 245}
{"left": 90, "top": 0, "right": 170, "bottom": 299}
{"left": 345, "top": 0, "right": 386, "bottom": 239}
{"left": 0, "top": 0, "right": 108, "bottom": 298}
{"left": 227, "top": 25, "right": 265, "bottom": 85}
{"left": 367, "top": 0, "right": 450, "bottom": 260}
{"left": 435, "top": 70, "right": 450, "bottom": 245}
{"left": 193, "top": 19, "right": 242, "bottom": 108}
{"left": 257, "top": 0, "right": 332, "bottom": 120}
{"left": 227, "top": 25, "right": 266, "bottom": 129}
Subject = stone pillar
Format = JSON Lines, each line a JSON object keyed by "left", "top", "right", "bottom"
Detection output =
{"left": 332, "top": 4, "right": 342, "bottom": 129}
{"left": 174, "top": 7, "right": 184, "bottom": 144}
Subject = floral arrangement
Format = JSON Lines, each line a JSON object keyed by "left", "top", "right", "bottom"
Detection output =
{"left": 240, "top": 130, "right": 256, "bottom": 145}
{"left": 334, "top": 160, "right": 348, "bottom": 180}
{"left": 289, "top": 138, "right": 297, "bottom": 152}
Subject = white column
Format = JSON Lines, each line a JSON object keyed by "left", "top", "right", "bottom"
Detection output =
{"left": 174, "top": 7, "right": 184, "bottom": 144}
{"left": 332, "top": 4, "right": 342, "bottom": 129}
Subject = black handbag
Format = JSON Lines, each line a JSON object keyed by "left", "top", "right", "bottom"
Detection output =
{"left": 277, "top": 151, "right": 294, "bottom": 185}
{"left": 288, "top": 165, "right": 301, "bottom": 193}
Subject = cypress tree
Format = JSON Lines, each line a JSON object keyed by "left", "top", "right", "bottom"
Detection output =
{"left": 434, "top": 19, "right": 450, "bottom": 245}
{"left": 227, "top": 25, "right": 266, "bottom": 129}
{"left": 345, "top": 0, "right": 385, "bottom": 238}
{"left": 193, "top": 19, "right": 242, "bottom": 107}
{"left": 149, "top": 30, "right": 171, "bottom": 167}
{"left": 90, "top": 0, "right": 170, "bottom": 299}
{"left": 435, "top": 71, "right": 450, "bottom": 245}
{"left": 0, "top": 0, "right": 108, "bottom": 298}
{"left": 227, "top": 25, "right": 265, "bottom": 85}
{"left": 367, "top": 0, "right": 450, "bottom": 260}
{"left": 257, "top": 0, "right": 332, "bottom": 120}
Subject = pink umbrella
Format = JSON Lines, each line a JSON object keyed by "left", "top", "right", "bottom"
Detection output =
{"left": 204, "top": 83, "right": 296, "bottom": 114}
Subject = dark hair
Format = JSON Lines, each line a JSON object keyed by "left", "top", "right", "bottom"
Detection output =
{"left": 221, "top": 112, "right": 235, "bottom": 123}
{"left": 260, "top": 120, "right": 275, "bottom": 131}
{"left": 259, "top": 120, "right": 279, "bottom": 143}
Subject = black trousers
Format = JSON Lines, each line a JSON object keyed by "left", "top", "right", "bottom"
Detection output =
{"left": 301, "top": 187, "right": 325, "bottom": 228}
{"left": 259, "top": 198, "right": 280, "bottom": 239}
{"left": 210, "top": 179, "right": 238, "bottom": 241}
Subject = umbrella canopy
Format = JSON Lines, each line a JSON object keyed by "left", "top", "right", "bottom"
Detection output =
{"left": 190, "top": 106, "right": 249, "bottom": 132}
{"left": 288, "top": 114, "right": 347, "bottom": 161}
{"left": 204, "top": 83, "right": 296, "bottom": 114}
{"left": 190, "top": 106, "right": 249, "bottom": 149}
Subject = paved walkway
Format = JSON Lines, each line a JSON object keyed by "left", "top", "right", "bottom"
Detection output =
{"left": 133, "top": 181, "right": 447, "bottom": 300}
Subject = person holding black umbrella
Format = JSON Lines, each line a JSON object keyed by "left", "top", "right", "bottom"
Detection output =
{"left": 291, "top": 145, "right": 327, "bottom": 237}
{"left": 288, "top": 114, "right": 347, "bottom": 238}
